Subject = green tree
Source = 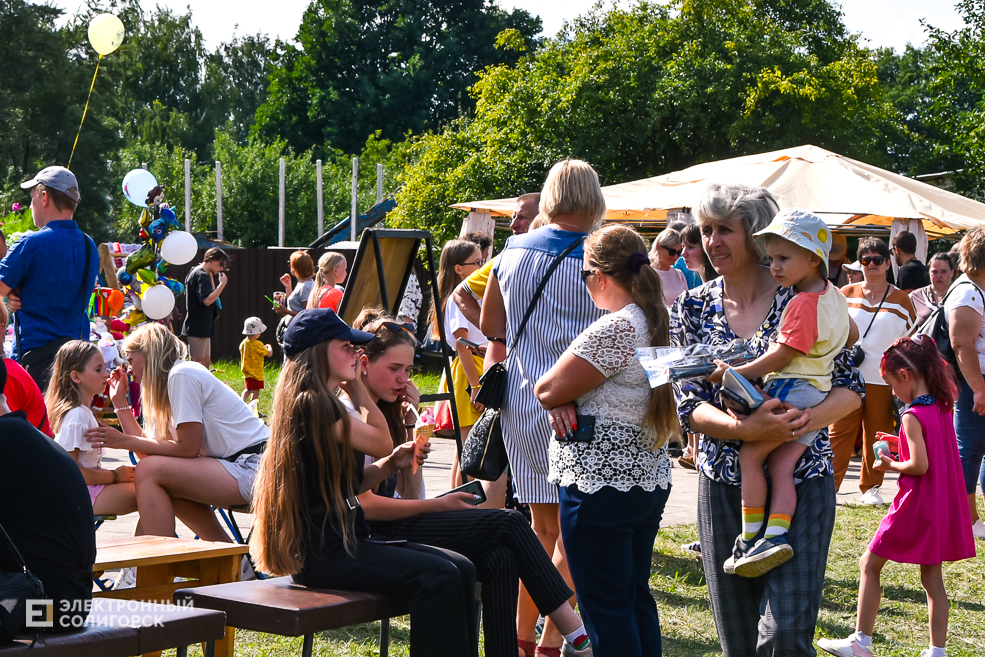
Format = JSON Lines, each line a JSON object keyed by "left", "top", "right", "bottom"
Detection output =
{"left": 390, "top": 0, "right": 901, "bottom": 243}
{"left": 254, "top": 0, "right": 542, "bottom": 155}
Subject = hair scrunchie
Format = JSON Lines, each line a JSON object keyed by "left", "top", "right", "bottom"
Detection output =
{"left": 628, "top": 251, "right": 649, "bottom": 274}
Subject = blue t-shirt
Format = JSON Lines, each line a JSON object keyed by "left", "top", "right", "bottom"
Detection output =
{"left": 674, "top": 256, "right": 702, "bottom": 289}
{"left": 0, "top": 220, "right": 99, "bottom": 354}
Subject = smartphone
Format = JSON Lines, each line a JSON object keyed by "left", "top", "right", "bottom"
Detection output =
{"left": 557, "top": 414, "right": 596, "bottom": 443}
{"left": 457, "top": 336, "right": 482, "bottom": 350}
{"left": 264, "top": 295, "right": 283, "bottom": 308}
{"left": 437, "top": 479, "right": 486, "bottom": 505}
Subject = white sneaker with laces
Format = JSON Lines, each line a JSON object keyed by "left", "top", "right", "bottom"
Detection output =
{"left": 112, "top": 566, "right": 136, "bottom": 590}
{"left": 860, "top": 487, "right": 885, "bottom": 506}
{"left": 972, "top": 519, "right": 985, "bottom": 540}
{"left": 817, "top": 634, "right": 873, "bottom": 657}
{"left": 561, "top": 640, "right": 593, "bottom": 657}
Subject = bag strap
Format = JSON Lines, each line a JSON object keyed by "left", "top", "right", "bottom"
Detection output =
{"left": 509, "top": 235, "right": 585, "bottom": 353}
{"left": 0, "top": 520, "right": 30, "bottom": 574}
{"left": 861, "top": 284, "right": 891, "bottom": 340}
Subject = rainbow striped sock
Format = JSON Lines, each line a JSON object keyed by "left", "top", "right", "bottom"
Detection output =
{"left": 764, "top": 513, "right": 792, "bottom": 537}
{"left": 742, "top": 506, "right": 765, "bottom": 541}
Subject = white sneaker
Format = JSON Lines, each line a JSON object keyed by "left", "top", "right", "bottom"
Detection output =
{"left": 817, "top": 634, "right": 873, "bottom": 656}
{"left": 561, "top": 639, "right": 593, "bottom": 657}
{"left": 112, "top": 567, "right": 136, "bottom": 590}
{"left": 240, "top": 555, "right": 257, "bottom": 581}
{"left": 972, "top": 520, "right": 985, "bottom": 541}
{"left": 861, "top": 487, "right": 885, "bottom": 506}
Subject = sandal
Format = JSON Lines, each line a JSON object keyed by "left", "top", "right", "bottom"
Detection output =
{"left": 678, "top": 454, "right": 696, "bottom": 470}
{"left": 519, "top": 640, "right": 537, "bottom": 657}
{"left": 535, "top": 648, "right": 561, "bottom": 657}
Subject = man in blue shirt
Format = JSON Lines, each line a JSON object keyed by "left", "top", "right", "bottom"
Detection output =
{"left": 0, "top": 166, "right": 99, "bottom": 390}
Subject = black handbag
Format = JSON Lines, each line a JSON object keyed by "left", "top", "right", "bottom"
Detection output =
{"left": 850, "top": 285, "right": 890, "bottom": 368}
{"left": 0, "top": 521, "right": 45, "bottom": 644}
{"left": 461, "top": 236, "right": 585, "bottom": 480}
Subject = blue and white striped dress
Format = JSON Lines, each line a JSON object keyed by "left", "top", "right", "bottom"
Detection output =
{"left": 495, "top": 226, "right": 605, "bottom": 503}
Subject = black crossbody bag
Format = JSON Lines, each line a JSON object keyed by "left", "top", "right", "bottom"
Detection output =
{"left": 0, "top": 520, "right": 46, "bottom": 644}
{"left": 461, "top": 236, "right": 585, "bottom": 480}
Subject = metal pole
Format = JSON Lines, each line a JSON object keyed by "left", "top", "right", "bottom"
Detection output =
{"left": 141, "top": 162, "right": 147, "bottom": 170}
{"left": 215, "top": 160, "right": 223, "bottom": 242}
{"left": 316, "top": 159, "right": 324, "bottom": 238}
{"left": 350, "top": 157, "right": 358, "bottom": 242}
{"left": 184, "top": 158, "right": 191, "bottom": 232}
{"left": 279, "top": 157, "right": 286, "bottom": 247}
{"left": 376, "top": 163, "right": 383, "bottom": 204}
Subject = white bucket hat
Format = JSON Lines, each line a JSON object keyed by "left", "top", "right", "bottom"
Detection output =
{"left": 243, "top": 317, "right": 267, "bottom": 336}
{"left": 753, "top": 207, "right": 832, "bottom": 277}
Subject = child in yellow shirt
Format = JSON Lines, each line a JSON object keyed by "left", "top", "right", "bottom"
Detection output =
{"left": 240, "top": 317, "right": 272, "bottom": 403}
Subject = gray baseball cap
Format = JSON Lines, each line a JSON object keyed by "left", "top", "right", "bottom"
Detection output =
{"left": 20, "top": 166, "right": 81, "bottom": 203}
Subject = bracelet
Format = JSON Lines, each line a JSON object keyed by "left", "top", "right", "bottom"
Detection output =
{"left": 405, "top": 423, "right": 416, "bottom": 429}
{"left": 114, "top": 406, "right": 132, "bottom": 413}
{"left": 111, "top": 469, "right": 119, "bottom": 484}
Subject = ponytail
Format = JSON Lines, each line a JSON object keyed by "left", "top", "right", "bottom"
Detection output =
{"left": 880, "top": 335, "right": 957, "bottom": 411}
{"left": 584, "top": 225, "right": 681, "bottom": 448}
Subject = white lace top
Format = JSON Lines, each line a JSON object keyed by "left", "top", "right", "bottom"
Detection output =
{"left": 548, "top": 304, "right": 672, "bottom": 494}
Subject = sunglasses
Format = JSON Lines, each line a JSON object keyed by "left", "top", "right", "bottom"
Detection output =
{"left": 661, "top": 245, "right": 681, "bottom": 258}
{"left": 860, "top": 255, "right": 887, "bottom": 266}
{"left": 382, "top": 321, "right": 414, "bottom": 335}
{"left": 580, "top": 269, "right": 596, "bottom": 282}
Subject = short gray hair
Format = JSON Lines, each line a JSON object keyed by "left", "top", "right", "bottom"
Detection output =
{"left": 694, "top": 183, "right": 780, "bottom": 260}
{"left": 540, "top": 159, "right": 606, "bottom": 225}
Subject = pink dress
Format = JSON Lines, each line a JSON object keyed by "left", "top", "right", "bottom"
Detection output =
{"left": 869, "top": 397, "right": 976, "bottom": 564}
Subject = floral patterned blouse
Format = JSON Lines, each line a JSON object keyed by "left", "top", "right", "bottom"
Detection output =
{"left": 669, "top": 278, "right": 865, "bottom": 486}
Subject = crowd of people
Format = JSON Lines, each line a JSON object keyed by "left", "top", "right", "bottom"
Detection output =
{"left": 0, "top": 162, "right": 982, "bottom": 657}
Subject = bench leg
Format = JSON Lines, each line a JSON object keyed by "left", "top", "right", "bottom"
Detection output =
{"left": 176, "top": 648, "right": 187, "bottom": 657}
{"left": 380, "top": 617, "right": 390, "bottom": 657}
{"left": 302, "top": 633, "right": 314, "bottom": 657}
{"left": 204, "top": 641, "right": 215, "bottom": 657}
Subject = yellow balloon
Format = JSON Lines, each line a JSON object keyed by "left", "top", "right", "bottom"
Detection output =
{"left": 88, "top": 13, "right": 125, "bottom": 56}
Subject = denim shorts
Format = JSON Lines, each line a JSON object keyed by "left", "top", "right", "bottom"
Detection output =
{"left": 954, "top": 376, "right": 985, "bottom": 494}
{"left": 765, "top": 378, "right": 827, "bottom": 447}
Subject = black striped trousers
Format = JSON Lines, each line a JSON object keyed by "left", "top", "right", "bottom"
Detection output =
{"left": 369, "top": 508, "right": 574, "bottom": 657}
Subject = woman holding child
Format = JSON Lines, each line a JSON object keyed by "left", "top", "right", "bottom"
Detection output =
{"left": 670, "top": 183, "right": 864, "bottom": 656}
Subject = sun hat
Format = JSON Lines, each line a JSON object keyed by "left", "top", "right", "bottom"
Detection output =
{"left": 242, "top": 317, "right": 267, "bottom": 336}
{"left": 753, "top": 207, "right": 833, "bottom": 277}
{"left": 20, "top": 166, "right": 81, "bottom": 203}
{"left": 282, "top": 308, "right": 375, "bottom": 357}
{"left": 842, "top": 260, "right": 863, "bottom": 273}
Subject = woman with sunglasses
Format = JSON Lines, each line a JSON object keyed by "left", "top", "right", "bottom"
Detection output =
{"left": 829, "top": 237, "right": 917, "bottom": 502}
{"left": 647, "top": 228, "right": 688, "bottom": 305}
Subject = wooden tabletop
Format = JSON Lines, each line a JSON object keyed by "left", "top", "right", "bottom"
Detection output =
{"left": 95, "top": 535, "right": 249, "bottom": 571}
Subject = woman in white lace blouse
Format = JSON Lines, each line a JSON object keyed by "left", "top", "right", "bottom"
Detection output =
{"left": 535, "top": 225, "right": 679, "bottom": 657}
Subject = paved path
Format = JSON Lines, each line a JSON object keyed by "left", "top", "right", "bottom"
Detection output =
{"left": 97, "top": 437, "right": 898, "bottom": 542}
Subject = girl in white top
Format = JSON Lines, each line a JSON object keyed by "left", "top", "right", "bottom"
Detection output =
{"left": 47, "top": 340, "right": 137, "bottom": 515}
{"left": 85, "top": 323, "right": 268, "bottom": 541}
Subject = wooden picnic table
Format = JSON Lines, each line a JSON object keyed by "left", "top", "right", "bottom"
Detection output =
{"left": 94, "top": 535, "right": 248, "bottom": 657}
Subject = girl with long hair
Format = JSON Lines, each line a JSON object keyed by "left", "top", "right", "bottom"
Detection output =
{"left": 536, "top": 224, "right": 678, "bottom": 656}
{"left": 429, "top": 239, "right": 486, "bottom": 486}
{"left": 351, "top": 308, "right": 593, "bottom": 657}
{"left": 251, "top": 308, "right": 478, "bottom": 657}
{"left": 307, "top": 251, "right": 347, "bottom": 310}
{"left": 47, "top": 340, "right": 136, "bottom": 516}
{"left": 84, "top": 323, "right": 269, "bottom": 541}
{"left": 819, "top": 336, "right": 975, "bottom": 657}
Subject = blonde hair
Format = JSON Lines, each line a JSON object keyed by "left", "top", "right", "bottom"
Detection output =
{"left": 309, "top": 252, "right": 347, "bottom": 306}
{"left": 45, "top": 340, "right": 101, "bottom": 434}
{"left": 251, "top": 341, "right": 356, "bottom": 574}
{"left": 649, "top": 228, "right": 682, "bottom": 264}
{"left": 584, "top": 226, "right": 680, "bottom": 448}
{"left": 122, "top": 324, "right": 187, "bottom": 439}
{"left": 540, "top": 159, "right": 606, "bottom": 226}
{"left": 959, "top": 227, "right": 985, "bottom": 276}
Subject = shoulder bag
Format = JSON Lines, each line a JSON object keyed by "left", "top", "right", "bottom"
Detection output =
{"left": 848, "top": 285, "right": 890, "bottom": 368}
{"left": 0, "top": 520, "right": 45, "bottom": 644}
{"left": 461, "top": 236, "right": 585, "bottom": 480}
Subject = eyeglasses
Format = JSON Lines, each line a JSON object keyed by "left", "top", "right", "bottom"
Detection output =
{"left": 461, "top": 259, "right": 485, "bottom": 267}
{"left": 580, "top": 269, "right": 597, "bottom": 282}
{"left": 382, "top": 321, "right": 414, "bottom": 335}
{"left": 661, "top": 245, "right": 681, "bottom": 258}
{"left": 860, "top": 255, "right": 887, "bottom": 266}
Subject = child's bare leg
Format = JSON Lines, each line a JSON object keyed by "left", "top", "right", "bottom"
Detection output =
{"left": 250, "top": 389, "right": 260, "bottom": 403}
{"left": 921, "top": 563, "right": 949, "bottom": 649}
{"left": 241, "top": 387, "right": 250, "bottom": 402}
{"left": 738, "top": 441, "right": 776, "bottom": 538}
{"left": 765, "top": 441, "right": 809, "bottom": 519}
{"left": 857, "top": 550, "right": 888, "bottom": 636}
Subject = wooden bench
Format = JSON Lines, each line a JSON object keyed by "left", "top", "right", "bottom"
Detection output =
{"left": 175, "top": 576, "right": 409, "bottom": 657}
{"left": 0, "top": 599, "right": 225, "bottom": 656}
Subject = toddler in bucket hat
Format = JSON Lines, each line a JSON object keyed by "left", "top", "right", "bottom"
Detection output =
{"left": 240, "top": 317, "right": 272, "bottom": 403}
{"left": 705, "top": 206, "right": 851, "bottom": 579}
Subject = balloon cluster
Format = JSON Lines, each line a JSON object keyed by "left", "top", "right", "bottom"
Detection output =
{"left": 117, "top": 169, "right": 199, "bottom": 320}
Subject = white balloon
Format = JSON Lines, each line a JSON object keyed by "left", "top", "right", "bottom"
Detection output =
{"left": 160, "top": 230, "right": 198, "bottom": 265}
{"left": 141, "top": 284, "right": 175, "bottom": 320}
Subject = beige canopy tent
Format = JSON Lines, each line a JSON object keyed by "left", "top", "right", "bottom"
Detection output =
{"left": 450, "top": 144, "right": 985, "bottom": 239}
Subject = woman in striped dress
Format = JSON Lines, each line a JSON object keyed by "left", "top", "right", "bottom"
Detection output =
{"left": 482, "top": 159, "right": 605, "bottom": 657}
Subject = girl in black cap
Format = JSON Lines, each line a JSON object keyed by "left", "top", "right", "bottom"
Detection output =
{"left": 252, "top": 308, "right": 479, "bottom": 657}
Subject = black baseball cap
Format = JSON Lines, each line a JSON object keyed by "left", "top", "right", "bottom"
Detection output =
{"left": 282, "top": 309, "right": 375, "bottom": 357}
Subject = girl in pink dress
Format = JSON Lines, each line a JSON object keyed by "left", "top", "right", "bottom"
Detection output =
{"left": 819, "top": 335, "right": 976, "bottom": 657}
